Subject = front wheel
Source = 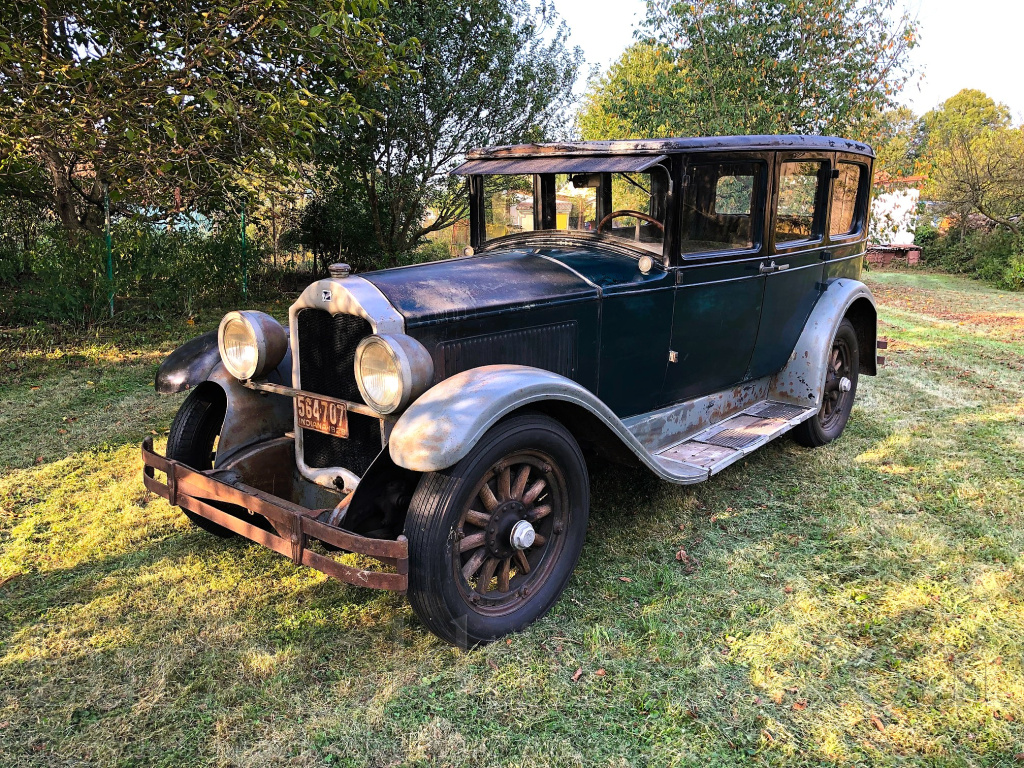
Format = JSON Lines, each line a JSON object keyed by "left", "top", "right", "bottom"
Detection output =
{"left": 405, "top": 413, "right": 590, "bottom": 646}
{"left": 792, "top": 318, "right": 860, "bottom": 448}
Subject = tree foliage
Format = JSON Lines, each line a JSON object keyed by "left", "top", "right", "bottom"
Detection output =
{"left": 309, "top": 0, "right": 581, "bottom": 263}
{"left": 922, "top": 90, "right": 1024, "bottom": 235}
{"left": 870, "top": 106, "right": 926, "bottom": 181}
{"left": 579, "top": 0, "right": 918, "bottom": 140}
{"left": 577, "top": 43, "right": 682, "bottom": 140}
{"left": 0, "top": 1, "right": 405, "bottom": 237}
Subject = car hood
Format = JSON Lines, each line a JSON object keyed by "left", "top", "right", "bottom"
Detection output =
{"left": 363, "top": 246, "right": 660, "bottom": 327}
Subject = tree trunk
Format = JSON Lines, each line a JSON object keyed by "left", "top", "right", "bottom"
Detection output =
{"left": 37, "top": 144, "right": 105, "bottom": 239}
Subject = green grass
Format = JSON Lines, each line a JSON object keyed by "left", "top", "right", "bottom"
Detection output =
{"left": 2, "top": 271, "right": 1023, "bottom": 766}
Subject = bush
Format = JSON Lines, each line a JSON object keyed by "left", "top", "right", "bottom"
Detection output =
{"left": 915, "top": 223, "right": 1022, "bottom": 290}
{"left": 0, "top": 222, "right": 280, "bottom": 326}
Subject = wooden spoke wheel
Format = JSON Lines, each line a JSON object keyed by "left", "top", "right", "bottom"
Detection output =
{"left": 456, "top": 451, "right": 567, "bottom": 614}
{"left": 405, "top": 413, "right": 589, "bottom": 646}
{"left": 820, "top": 335, "right": 853, "bottom": 430}
{"left": 792, "top": 318, "right": 860, "bottom": 448}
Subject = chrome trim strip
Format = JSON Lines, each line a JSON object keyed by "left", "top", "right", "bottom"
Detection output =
{"left": 534, "top": 252, "right": 602, "bottom": 292}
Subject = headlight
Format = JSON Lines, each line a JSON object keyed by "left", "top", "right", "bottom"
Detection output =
{"left": 354, "top": 334, "right": 433, "bottom": 414}
{"left": 217, "top": 310, "right": 288, "bottom": 380}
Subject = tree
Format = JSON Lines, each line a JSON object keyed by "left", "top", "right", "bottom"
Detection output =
{"left": 923, "top": 90, "right": 1024, "bottom": 235}
{"left": 576, "top": 43, "right": 683, "bottom": 140}
{"left": 870, "top": 106, "right": 927, "bottom": 181}
{"left": 0, "top": 1, "right": 403, "bottom": 239}
{"left": 580, "top": 0, "right": 918, "bottom": 139}
{"left": 311, "top": 0, "right": 581, "bottom": 263}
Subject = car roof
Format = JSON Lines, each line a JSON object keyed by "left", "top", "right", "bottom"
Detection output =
{"left": 466, "top": 135, "right": 875, "bottom": 160}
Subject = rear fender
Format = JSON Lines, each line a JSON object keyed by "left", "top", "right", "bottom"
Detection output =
{"left": 768, "top": 278, "right": 877, "bottom": 407}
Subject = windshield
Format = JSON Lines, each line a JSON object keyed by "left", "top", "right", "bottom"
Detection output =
{"left": 482, "top": 168, "right": 669, "bottom": 254}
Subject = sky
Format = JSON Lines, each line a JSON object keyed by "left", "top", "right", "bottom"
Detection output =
{"left": 552, "top": 0, "right": 1024, "bottom": 120}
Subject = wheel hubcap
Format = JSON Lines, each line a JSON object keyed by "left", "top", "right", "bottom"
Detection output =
{"left": 510, "top": 520, "right": 536, "bottom": 550}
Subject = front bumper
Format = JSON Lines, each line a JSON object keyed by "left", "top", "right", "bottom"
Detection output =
{"left": 141, "top": 437, "right": 408, "bottom": 592}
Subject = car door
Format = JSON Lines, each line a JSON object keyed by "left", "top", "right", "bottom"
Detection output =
{"left": 660, "top": 155, "right": 770, "bottom": 405}
{"left": 746, "top": 152, "right": 831, "bottom": 380}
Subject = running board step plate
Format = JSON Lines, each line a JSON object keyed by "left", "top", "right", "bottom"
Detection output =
{"left": 655, "top": 400, "right": 818, "bottom": 478}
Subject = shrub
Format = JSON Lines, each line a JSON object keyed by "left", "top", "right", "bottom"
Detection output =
{"left": 0, "top": 223, "right": 275, "bottom": 326}
{"left": 915, "top": 223, "right": 1022, "bottom": 290}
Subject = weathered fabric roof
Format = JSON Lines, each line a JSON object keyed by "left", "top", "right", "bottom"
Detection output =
{"left": 452, "top": 154, "right": 669, "bottom": 176}
{"left": 462, "top": 135, "right": 875, "bottom": 162}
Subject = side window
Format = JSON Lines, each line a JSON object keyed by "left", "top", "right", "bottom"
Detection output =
{"left": 775, "top": 161, "right": 826, "bottom": 244}
{"left": 679, "top": 161, "right": 764, "bottom": 255}
{"left": 830, "top": 163, "right": 864, "bottom": 237}
{"left": 715, "top": 174, "right": 755, "bottom": 215}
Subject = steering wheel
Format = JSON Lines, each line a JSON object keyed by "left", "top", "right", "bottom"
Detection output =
{"left": 597, "top": 210, "right": 665, "bottom": 241}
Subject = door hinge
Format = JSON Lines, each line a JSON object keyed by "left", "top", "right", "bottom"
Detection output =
{"left": 668, "top": 350, "right": 679, "bottom": 363}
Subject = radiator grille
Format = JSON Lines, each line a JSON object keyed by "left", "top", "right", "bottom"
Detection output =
{"left": 438, "top": 322, "right": 578, "bottom": 380}
{"left": 296, "top": 309, "right": 371, "bottom": 402}
{"left": 296, "top": 308, "right": 382, "bottom": 474}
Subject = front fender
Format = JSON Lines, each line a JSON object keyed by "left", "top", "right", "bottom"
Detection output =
{"left": 155, "top": 330, "right": 221, "bottom": 394}
{"left": 768, "top": 278, "right": 877, "bottom": 406}
{"left": 389, "top": 364, "right": 673, "bottom": 477}
{"left": 155, "top": 329, "right": 294, "bottom": 466}
{"left": 207, "top": 362, "right": 294, "bottom": 467}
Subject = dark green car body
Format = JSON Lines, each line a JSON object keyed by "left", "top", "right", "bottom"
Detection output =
{"left": 363, "top": 135, "right": 874, "bottom": 419}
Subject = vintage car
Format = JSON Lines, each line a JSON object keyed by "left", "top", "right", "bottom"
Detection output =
{"left": 143, "top": 135, "right": 884, "bottom": 646}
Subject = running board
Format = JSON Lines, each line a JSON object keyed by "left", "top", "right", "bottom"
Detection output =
{"left": 652, "top": 400, "right": 818, "bottom": 480}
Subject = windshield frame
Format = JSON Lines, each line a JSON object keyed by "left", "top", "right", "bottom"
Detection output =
{"left": 467, "top": 160, "right": 675, "bottom": 263}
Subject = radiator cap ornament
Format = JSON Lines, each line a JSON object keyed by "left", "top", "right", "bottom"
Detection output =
{"left": 328, "top": 262, "right": 352, "bottom": 278}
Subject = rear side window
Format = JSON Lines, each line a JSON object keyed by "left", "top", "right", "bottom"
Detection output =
{"left": 679, "top": 161, "right": 764, "bottom": 255}
{"left": 830, "top": 163, "right": 864, "bottom": 237}
{"left": 776, "top": 161, "right": 826, "bottom": 243}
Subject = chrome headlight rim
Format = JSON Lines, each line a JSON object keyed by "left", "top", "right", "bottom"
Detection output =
{"left": 354, "top": 333, "right": 433, "bottom": 415}
{"left": 217, "top": 310, "right": 287, "bottom": 381}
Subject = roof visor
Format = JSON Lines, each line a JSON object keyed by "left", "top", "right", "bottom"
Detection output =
{"left": 451, "top": 155, "right": 669, "bottom": 176}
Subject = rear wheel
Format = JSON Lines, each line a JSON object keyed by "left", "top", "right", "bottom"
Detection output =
{"left": 792, "top": 318, "right": 859, "bottom": 447}
{"left": 405, "top": 413, "right": 589, "bottom": 646}
{"left": 166, "top": 385, "right": 235, "bottom": 537}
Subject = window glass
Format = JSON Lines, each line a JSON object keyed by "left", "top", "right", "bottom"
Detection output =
{"left": 679, "top": 161, "right": 763, "bottom": 255}
{"left": 601, "top": 172, "right": 667, "bottom": 252}
{"left": 556, "top": 173, "right": 598, "bottom": 232}
{"left": 716, "top": 174, "right": 755, "bottom": 215}
{"left": 482, "top": 168, "right": 670, "bottom": 254}
{"left": 483, "top": 175, "right": 533, "bottom": 240}
{"left": 776, "top": 161, "right": 825, "bottom": 243}
{"left": 830, "top": 163, "right": 863, "bottom": 237}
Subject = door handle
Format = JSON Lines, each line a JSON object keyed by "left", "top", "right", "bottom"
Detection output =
{"left": 759, "top": 261, "right": 790, "bottom": 274}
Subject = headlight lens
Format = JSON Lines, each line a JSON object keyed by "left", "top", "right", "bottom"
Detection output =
{"left": 354, "top": 334, "right": 434, "bottom": 414}
{"left": 357, "top": 338, "right": 403, "bottom": 412}
{"left": 217, "top": 310, "right": 288, "bottom": 380}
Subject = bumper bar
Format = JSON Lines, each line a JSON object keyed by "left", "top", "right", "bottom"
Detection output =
{"left": 141, "top": 437, "right": 408, "bottom": 592}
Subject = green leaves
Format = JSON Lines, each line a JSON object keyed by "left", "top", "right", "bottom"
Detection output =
{"left": 0, "top": 0, "right": 405, "bottom": 234}
{"left": 583, "top": 0, "right": 918, "bottom": 141}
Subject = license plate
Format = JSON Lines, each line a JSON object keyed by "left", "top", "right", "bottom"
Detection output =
{"left": 296, "top": 394, "right": 349, "bottom": 438}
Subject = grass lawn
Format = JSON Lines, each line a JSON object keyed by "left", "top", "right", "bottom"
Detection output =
{"left": 1, "top": 270, "right": 1023, "bottom": 767}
